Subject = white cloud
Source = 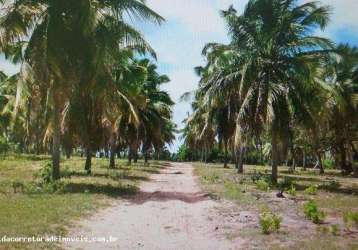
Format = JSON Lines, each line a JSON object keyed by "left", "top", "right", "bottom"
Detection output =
{"left": 301, "top": 0, "right": 358, "bottom": 39}
{"left": 0, "top": 56, "right": 20, "bottom": 75}
{"left": 161, "top": 69, "right": 199, "bottom": 103}
{"left": 314, "top": 0, "right": 358, "bottom": 30}
{"left": 147, "top": 0, "right": 226, "bottom": 35}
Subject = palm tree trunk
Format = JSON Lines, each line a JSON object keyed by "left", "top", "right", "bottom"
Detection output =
{"left": 235, "top": 150, "right": 239, "bottom": 170}
{"left": 85, "top": 147, "right": 92, "bottom": 175}
{"left": 237, "top": 146, "right": 245, "bottom": 174}
{"left": 339, "top": 142, "right": 351, "bottom": 174}
{"left": 128, "top": 147, "right": 132, "bottom": 165}
{"left": 52, "top": 95, "right": 61, "bottom": 181}
{"left": 271, "top": 131, "right": 279, "bottom": 184}
{"left": 143, "top": 142, "right": 149, "bottom": 164}
{"left": 134, "top": 151, "right": 138, "bottom": 163}
{"left": 109, "top": 133, "right": 116, "bottom": 169}
{"left": 223, "top": 141, "right": 229, "bottom": 168}
{"left": 316, "top": 152, "right": 324, "bottom": 174}
{"left": 65, "top": 148, "right": 71, "bottom": 159}
{"left": 289, "top": 147, "right": 295, "bottom": 173}
{"left": 144, "top": 150, "right": 149, "bottom": 164}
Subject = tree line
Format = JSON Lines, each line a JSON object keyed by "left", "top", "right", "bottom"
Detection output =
{"left": 181, "top": 0, "right": 358, "bottom": 183}
{"left": 0, "top": 0, "right": 176, "bottom": 179}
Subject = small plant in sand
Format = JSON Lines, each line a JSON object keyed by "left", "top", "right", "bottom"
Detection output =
{"left": 202, "top": 172, "right": 220, "bottom": 184}
{"left": 322, "top": 180, "right": 341, "bottom": 191}
{"left": 251, "top": 170, "right": 263, "bottom": 183}
{"left": 33, "top": 162, "right": 66, "bottom": 193}
{"left": 256, "top": 180, "right": 270, "bottom": 191}
{"left": 287, "top": 184, "right": 297, "bottom": 196}
{"left": 304, "top": 184, "right": 318, "bottom": 195}
{"left": 277, "top": 177, "right": 295, "bottom": 196}
{"left": 304, "top": 200, "right": 325, "bottom": 224}
{"left": 343, "top": 212, "right": 358, "bottom": 230}
{"left": 330, "top": 224, "right": 340, "bottom": 236}
{"left": 259, "top": 210, "right": 282, "bottom": 234}
{"left": 12, "top": 180, "right": 25, "bottom": 193}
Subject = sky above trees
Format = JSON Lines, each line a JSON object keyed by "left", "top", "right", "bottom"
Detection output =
{"left": 1, "top": 0, "right": 357, "bottom": 151}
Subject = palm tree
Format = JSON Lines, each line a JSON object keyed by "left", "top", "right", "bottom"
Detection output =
{"left": 193, "top": 0, "right": 334, "bottom": 183}
{"left": 0, "top": 0, "right": 164, "bottom": 179}
{"left": 324, "top": 44, "right": 358, "bottom": 174}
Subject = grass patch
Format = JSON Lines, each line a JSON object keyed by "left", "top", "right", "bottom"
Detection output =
{"left": 0, "top": 155, "right": 163, "bottom": 249}
{"left": 193, "top": 162, "right": 358, "bottom": 249}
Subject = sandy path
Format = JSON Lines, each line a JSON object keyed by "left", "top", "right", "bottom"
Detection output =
{"left": 63, "top": 163, "right": 240, "bottom": 250}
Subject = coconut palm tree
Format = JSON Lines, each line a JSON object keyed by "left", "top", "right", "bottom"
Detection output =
{"left": 0, "top": 0, "right": 164, "bottom": 179}
{"left": 324, "top": 44, "right": 358, "bottom": 174}
{"left": 191, "top": 0, "right": 335, "bottom": 183}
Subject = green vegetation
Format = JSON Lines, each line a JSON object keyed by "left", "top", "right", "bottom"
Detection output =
{"left": 343, "top": 212, "right": 358, "bottom": 230}
{"left": 0, "top": 0, "right": 175, "bottom": 180}
{"left": 194, "top": 163, "right": 358, "bottom": 249}
{"left": 0, "top": 155, "right": 162, "bottom": 249}
{"left": 304, "top": 185, "right": 318, "bottom": 195}
{"left": 287, "top": 185, "right": 297, "bottom": 196}
{"left": 259, "top": 210, "right": 282, "bottom": 234}
{"left": 256, "top": 180, "right": 270, "bottom": 192}
{"left": 304, "top": 200, "right": 326, "bottom": 224}
{"left": 0, "top": 0, "right": 356, "bottom": 249}
{"left": 180, "top": 0, "right": 358, "bottom": 185}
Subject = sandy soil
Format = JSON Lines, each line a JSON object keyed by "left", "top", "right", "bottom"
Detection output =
{"left": 63, "top": 163, "right": 242, "bottom": 250}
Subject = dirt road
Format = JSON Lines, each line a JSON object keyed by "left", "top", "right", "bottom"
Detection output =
{"left": 64, "top": 163, "right": 240, "bottom": 250}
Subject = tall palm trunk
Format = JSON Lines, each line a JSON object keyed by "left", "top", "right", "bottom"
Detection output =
{"left": 289, "top": 146, "right": 295, "bottom": 173}
{"left": 316, "top": 152, "right": 324, "bottom": 174}
{"left": 52, "top": 94, "right": 61, "bottom": 181}
{"left": 143, "top": 142, "right": 149, "bottom": 164}
{"left": 144, "top": 151, "right": 149, "bottom": 164}
{"left": 339, "top": 142, "right": 351, "bottom": 174}
{"left": 109, "top": 132, "right": 116, "bottom": 169}
{"left": 223, "top": 141, "right": 229, "bottom": 168}
{"left": 134, "top": 151, "right": 138, "bottom": 163}
{"left": 85, "top": 147, "right": 92, "bottom": 174}
{"left": 128, "top": 147, "right": 133, "bottom": 165}
{"left": 65, "top": 148, "right": 71, "bottom": 159}
{"left": 302, "top": 150, "right": 307, "bottom": 171}
{"left": 237, "top": 146, "right": 245, "bottom": 174}
{"left": 271, "top": 130, "right": 279, "bottom": 184}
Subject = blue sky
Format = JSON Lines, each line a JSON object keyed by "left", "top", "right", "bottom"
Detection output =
{"left": 142, "top": 0, "right": 358, "bottom": 151}
{"left": 1, "top": 0, "right": 358, "bottom": 152}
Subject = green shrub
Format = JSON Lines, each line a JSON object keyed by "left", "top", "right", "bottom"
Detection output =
{"left": 223, "top": 181, "right": 242, "bottom": 199}
{"left": 278, "top": 177, "right": 295, "bottom": 193}
{"left": 34, "top": 162, "right": 66, "bottom": 193}
{"left": 322, "top": 180, "right": 341, "bottom": 191}
{"left": 251, "top": 170, "right": 263, "bottom": 183}
{"left": 256, "top": 179, "right": 270, "bottom": 191}
{"left": 287, "top": 184, "right": 297, "bottom": 196}
{"left": 343, "top": 212, "right": 358, "bottom": 229}
{"left": 304, "top": 184, "right": 318, "bottom": 195}
{"left": 304, "top": 200, "right": 325, "bottom": 224}
{"left": 35, "top": 162, "right": 53, "bottom": 184}
{"left": 0, "top": 137, "right": 10, "bottom": 155}
{"left": 202, "top": 172, "right": 220, "bottom": 184}
{"left": 23, "top": 182, "right": 42, "bottom": 194}
{"left": 43, "top": 180, "right": 66, "bottom": 193}
{"left": 60, "top": 166, "right": 72, "bottom": 178}
{"left": 316, "top": 225, "right": 329, "bottom": 234}
{"left": 259, "top": 211, "right": 282, "bottom": 234}
{"left": 323, "top": 159, "right": 334, "bottom": 169}
{"left": 12, "top": 180, "right": 25, "bottom": 193}
{"left": 330, "top": 224, "right": 340, "bottom": 236}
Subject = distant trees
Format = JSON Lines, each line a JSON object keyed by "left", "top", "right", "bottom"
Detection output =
{"left": 0, "top": 1, "right": 175, "bottom": 178}
{"left": 182, "top": 0, "right": 358, "bottom": 181}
